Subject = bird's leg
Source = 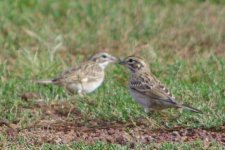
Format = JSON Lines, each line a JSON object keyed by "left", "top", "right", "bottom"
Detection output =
{"left": 76, "top": 82, "right": 85, "bottom": 97}
{"left": 145, "top": 108, "right": 157, "bottom": 116}
{"left": 78, "top": 82, "right": 86, "bottom": 97}
{"left": 144, "top": 108, "right": 151, "bottom": 113}
{"left": 78, "top": 89, "right": 84, "bottom": 97}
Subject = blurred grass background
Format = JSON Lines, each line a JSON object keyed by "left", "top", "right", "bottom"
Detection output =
{"left": 0, "top": 0, "right": 224, "bottom": 149}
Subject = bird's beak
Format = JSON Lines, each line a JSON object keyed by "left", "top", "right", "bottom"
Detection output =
{"left": 110, "top": 56, "right": 118, "bottom": 62}
{"left": 118, "top": 59, "right": 126, "bottom": 65}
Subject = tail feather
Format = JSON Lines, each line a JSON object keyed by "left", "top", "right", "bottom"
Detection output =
{"left": 33, "top": 79, "right": 53, "bottom": 84}
{"left": 181, "top": 104, "right": 203, "bottom": 114}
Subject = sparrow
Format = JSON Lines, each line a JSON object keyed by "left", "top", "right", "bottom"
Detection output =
{"left": 119, "top": 56, "right": 202, "bottom": 113}
{"left": 35, "top": 52, "right": 117, "bottom": 96}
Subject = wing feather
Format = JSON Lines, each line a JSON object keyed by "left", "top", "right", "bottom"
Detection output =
{"left": 129, "top": 73, "right": 177, "bottom": 105}
{"left": 52, "top": 61, "right": 104, "bottom": 85}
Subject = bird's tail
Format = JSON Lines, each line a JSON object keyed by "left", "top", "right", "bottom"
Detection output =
{"left": 181, "top": 104, "right": 203, "bottom": 114}
{"left": 33, "top": 79, "right": 53, "bottom": 84}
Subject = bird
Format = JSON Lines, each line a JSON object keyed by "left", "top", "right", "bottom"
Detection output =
{"left": 35, "top": 52, "right": 117, "bottom": 96}
{"left": 119, "top": 55, "right": 202, "bottom": 113}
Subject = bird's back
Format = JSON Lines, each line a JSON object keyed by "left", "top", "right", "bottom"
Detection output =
{"left": 52, "top": 61, "right": 104, "bottom": 85}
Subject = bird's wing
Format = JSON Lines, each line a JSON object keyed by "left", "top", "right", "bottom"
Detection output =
{"left": 129, "top": 73, "right": 178, "bottom": 105}
{"left": 53, "top": 62, "right": 104, "bottom": 84}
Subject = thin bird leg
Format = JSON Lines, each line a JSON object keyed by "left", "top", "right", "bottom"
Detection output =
{"left": 77, "top": 89, "right": 84, "bottom": 97}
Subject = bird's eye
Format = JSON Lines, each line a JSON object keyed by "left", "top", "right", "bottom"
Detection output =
{"left": 102, "top": 55, "right": 107, "bottom": 58}
{"left": 128, "top": 59, "right": 133, "bottom": 63}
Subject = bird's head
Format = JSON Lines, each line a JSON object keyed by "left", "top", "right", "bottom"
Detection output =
{"left": 90, "top": 52, "right": 117, "bottom": 69}
{"left": 119, "top": 56, "right": 150, "bottom": 73}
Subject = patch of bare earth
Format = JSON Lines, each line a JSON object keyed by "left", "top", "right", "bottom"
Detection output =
{"left": 0, "top": 93, "right": 224, "bottom": 147}
{"left": 15, "top": 119, "right": 225, "bottom": 146}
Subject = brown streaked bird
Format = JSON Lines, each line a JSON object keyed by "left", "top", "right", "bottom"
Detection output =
{"left": 35, "top": 52, "right": 117, "bottom": 96}
{"left": 119, "top": 56, "right": 202, "bottom": 113}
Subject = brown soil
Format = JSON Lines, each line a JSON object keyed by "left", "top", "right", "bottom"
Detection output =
{"left": 0, "top": 94, "right": 224, "bottom": 146}
{"left": 16, "top": 118, "right": 225, "bottom": 146}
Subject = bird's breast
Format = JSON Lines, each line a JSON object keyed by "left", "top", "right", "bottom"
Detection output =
{"left": 82, "top": 77, "right": 104, "bottom": 93}
{"left": 129, "top": 87, "right": 151, "bottom": 107}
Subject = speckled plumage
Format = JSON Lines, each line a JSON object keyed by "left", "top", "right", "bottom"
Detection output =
{"left": 35, "top": 52, "right": 117, "bottom": 95}
{"left": 120, "top": 56, "right": 202, "bottom": 113}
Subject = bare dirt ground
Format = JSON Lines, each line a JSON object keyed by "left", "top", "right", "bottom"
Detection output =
{"left": 0, "top": 93, "right": 224, "bottom": 147}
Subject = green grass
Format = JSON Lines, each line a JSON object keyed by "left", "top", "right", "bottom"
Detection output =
{"left": 1, "top": 140, "right": 224, "bottom": 150}
{"left": 0, "top": 0, "right": 225, "bottom": 149}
